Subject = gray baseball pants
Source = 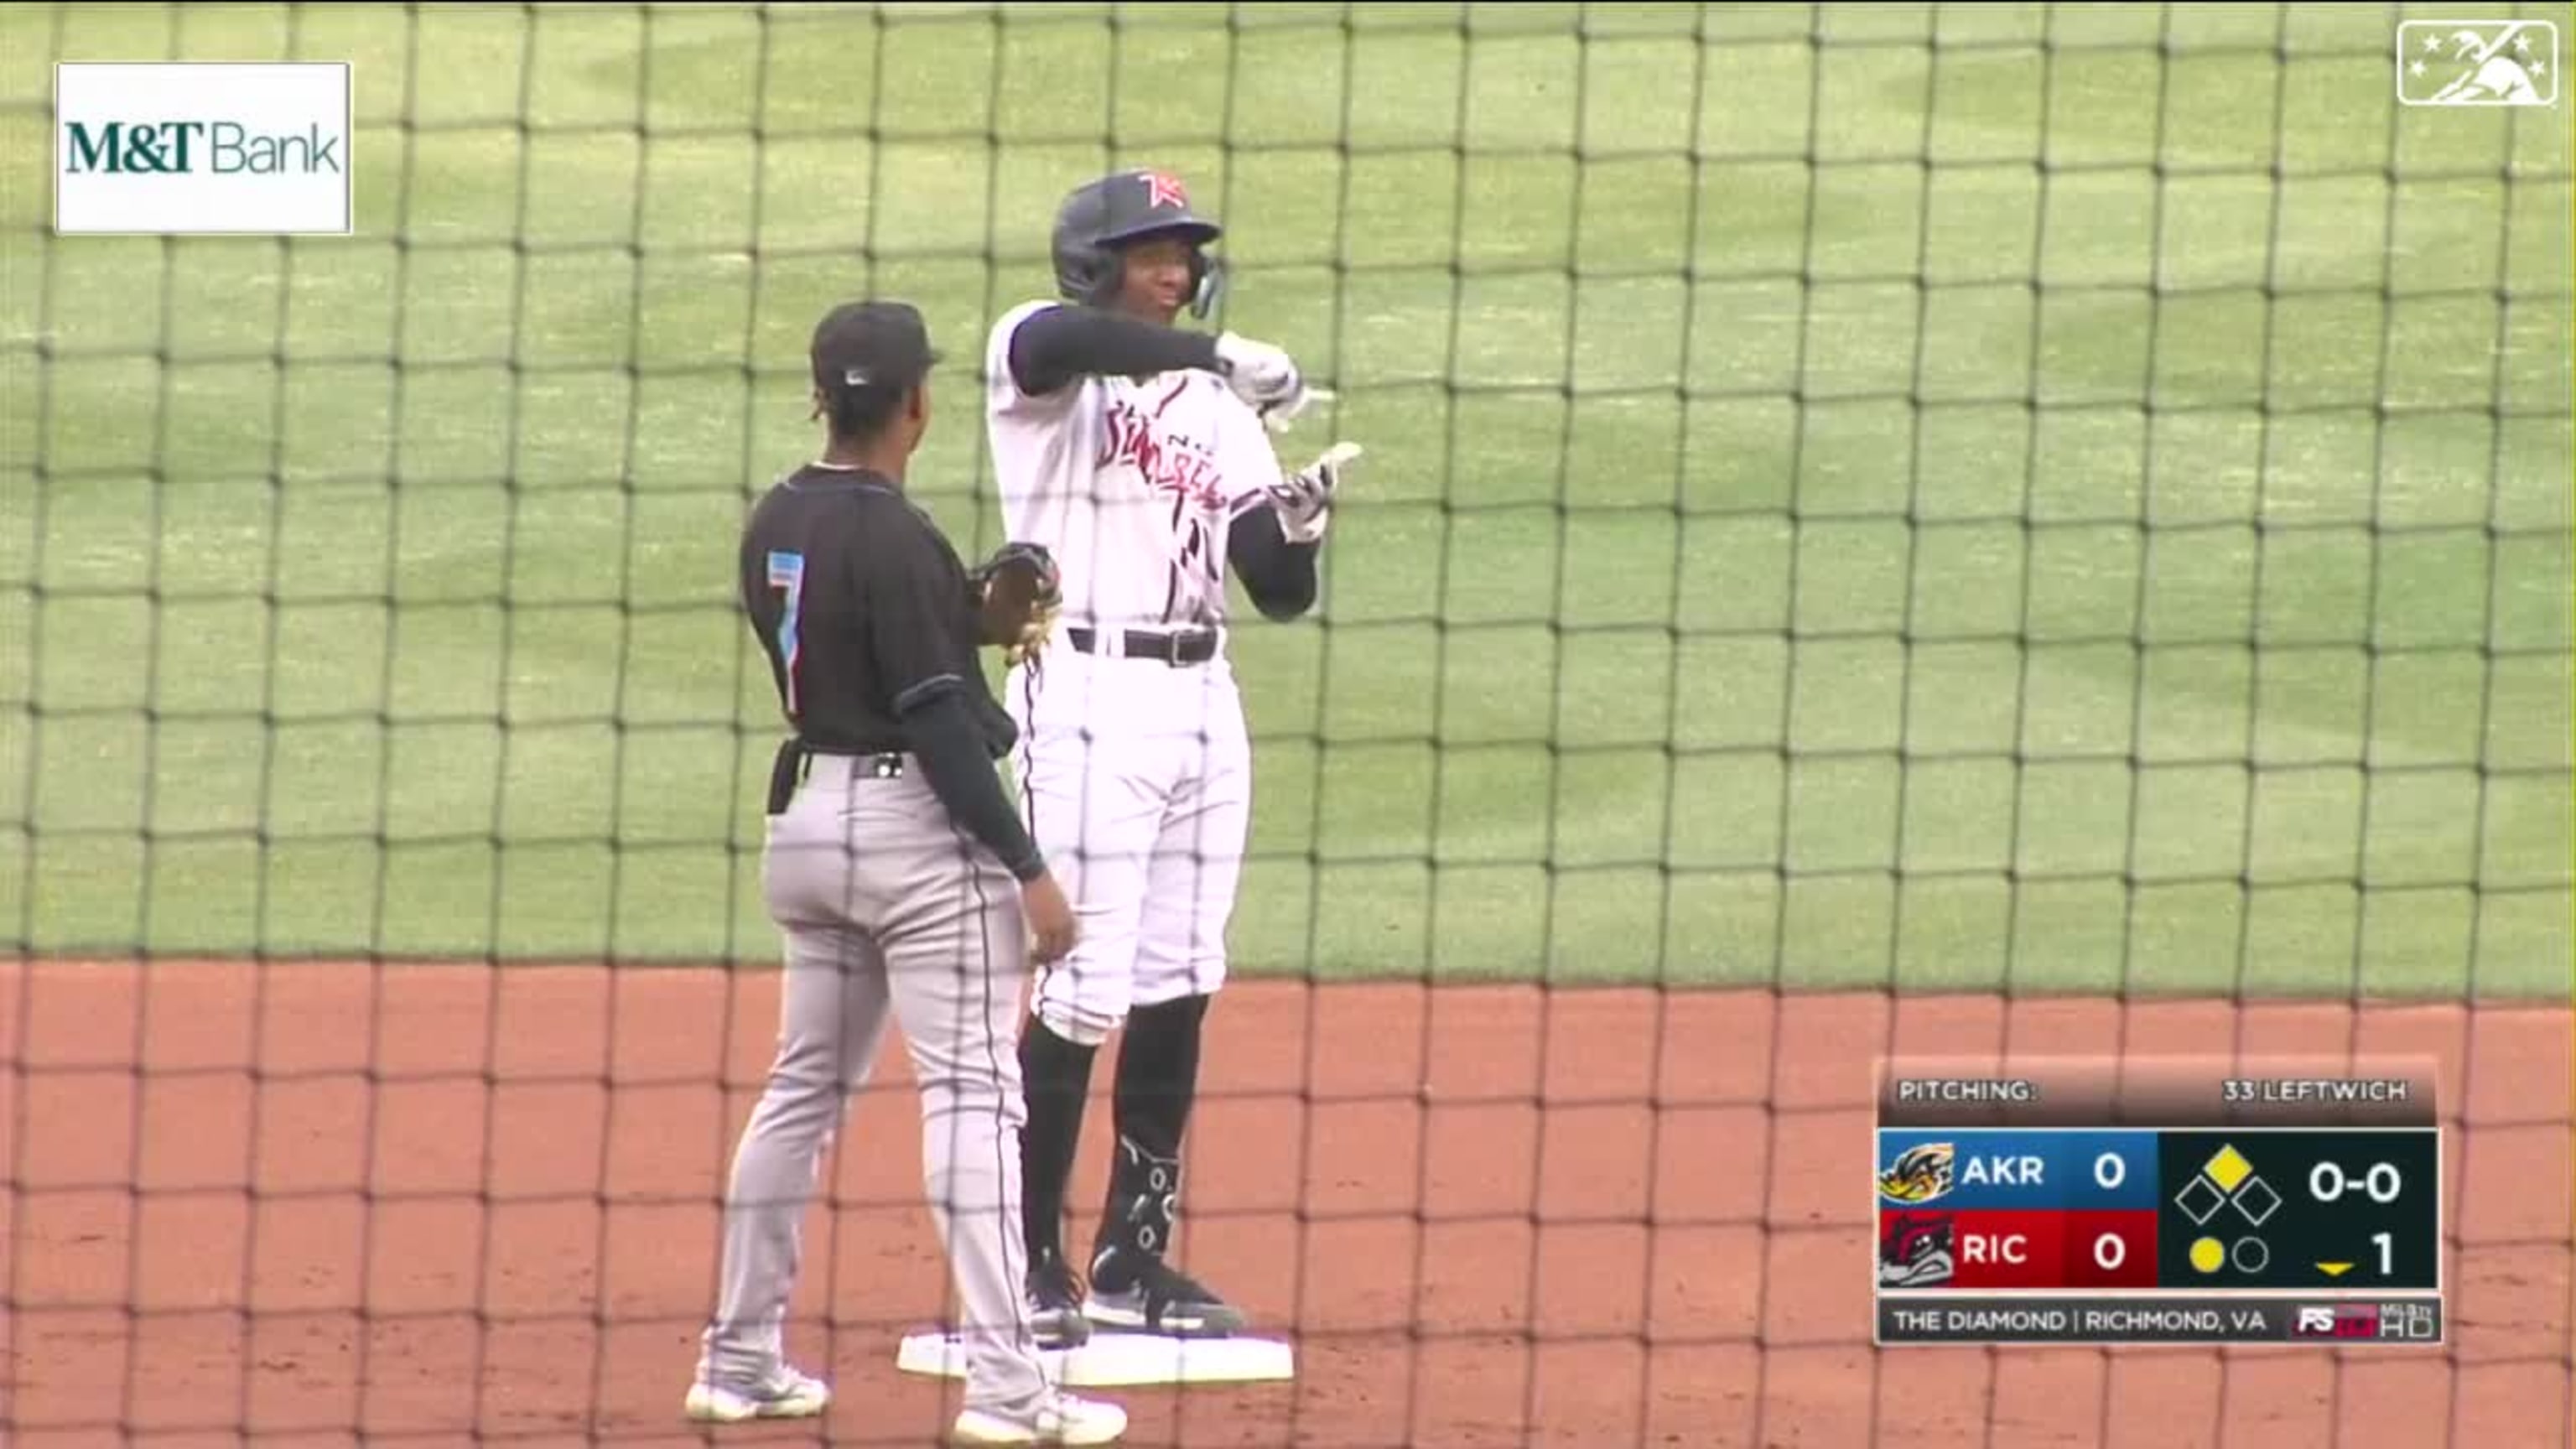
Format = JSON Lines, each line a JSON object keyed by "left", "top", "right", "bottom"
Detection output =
{"left": 696, "top": 748, "right": 1048, "bottom": 1420}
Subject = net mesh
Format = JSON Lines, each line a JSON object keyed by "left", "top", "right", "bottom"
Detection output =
{"left": 4, "top": 2, "right": 2572, "bottom": 1446}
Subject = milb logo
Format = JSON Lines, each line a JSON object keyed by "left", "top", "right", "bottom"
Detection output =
{"left": 63, "top": 120, "right": 342, "bottom": 176}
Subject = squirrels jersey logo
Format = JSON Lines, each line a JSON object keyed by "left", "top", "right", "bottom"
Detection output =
{"left": 1096, "top": 386, "right": 1225, "bottom": 514}
{"left": 1093, "top": 382, "right": 1228, "bottom": 622}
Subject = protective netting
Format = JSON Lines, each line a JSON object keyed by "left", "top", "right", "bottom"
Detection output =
{"left": 5, "top": 3, "right": 2571, "bottom": 1446}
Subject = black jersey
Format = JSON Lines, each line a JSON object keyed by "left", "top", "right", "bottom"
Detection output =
{"left": 739, "top": 464, "right": 1014, "bottom": 759}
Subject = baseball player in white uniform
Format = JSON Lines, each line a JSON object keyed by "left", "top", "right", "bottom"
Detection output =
{"left": 983, "top": 167, "right": 1357, "bottom": 1345}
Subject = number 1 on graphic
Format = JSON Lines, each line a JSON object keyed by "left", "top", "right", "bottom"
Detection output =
{"left": 767, "top": 549, "right": 806, "bottom": 717}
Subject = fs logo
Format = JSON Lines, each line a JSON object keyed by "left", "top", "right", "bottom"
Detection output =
{"left": 1877, "top": 1141, "right": 1956, "bottom": 1205}
{"left": 2397, "top": 20, "right": 2557, "bottom": 106}
{"left": 2293, "top": 1305, "right": 2380, "bottom": 1338}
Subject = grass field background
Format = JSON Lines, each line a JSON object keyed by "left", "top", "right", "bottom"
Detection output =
{"left": 2, "top": 2, "right": 2568, "bottom": 998}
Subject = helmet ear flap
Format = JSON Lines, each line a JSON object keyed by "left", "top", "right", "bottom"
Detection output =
{"left": 1057, "top": 242, "right": 1119, "bottom": 307}
{"left": 1077, "top": 245, "right": 1114, "bottom": 305}
{"left": 1187, "top": 250, "right": 1226, "bottom": 320}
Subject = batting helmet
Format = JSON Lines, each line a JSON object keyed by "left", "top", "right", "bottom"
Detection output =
{"left": 1051, "top": 168, "right": 1225, "bottom": 319}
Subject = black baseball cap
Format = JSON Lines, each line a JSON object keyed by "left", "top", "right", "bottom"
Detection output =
{"left": 811, "top": 299, "right": 941, "bottom": 396}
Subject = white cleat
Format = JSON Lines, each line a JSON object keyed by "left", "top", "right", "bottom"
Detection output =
{"left": 683, "top": 1365, "right": 832, "bottom": 1423}
{"left": 951, "top": 1389, "right": 1129, "bottom": 1446}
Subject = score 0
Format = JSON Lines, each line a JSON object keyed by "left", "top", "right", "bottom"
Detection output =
{"left": 2069, "top": 1142, "right": 2155, "bottom": 1288}
{"left": 2091, "top": 1149, "right": 2133, "bottom": 1270}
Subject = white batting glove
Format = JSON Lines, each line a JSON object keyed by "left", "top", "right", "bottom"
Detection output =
{"left": 1259, "top": 384, "right": 1332, "bottom": 434}
{"left": 1267, "top": 442, "right": 1361, "bottom": 544}
{"left": 1213, "top": 331, "right": 1309, "bottom": 422}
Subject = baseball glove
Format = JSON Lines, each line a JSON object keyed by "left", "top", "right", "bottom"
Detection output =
{"left": 969, "top": 541, "right": 1062, "bottom": 667}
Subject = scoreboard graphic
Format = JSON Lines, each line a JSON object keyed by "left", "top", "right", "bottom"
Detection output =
{"left": 1872, "top": 1056, "right": 2444, "bottom": 1346}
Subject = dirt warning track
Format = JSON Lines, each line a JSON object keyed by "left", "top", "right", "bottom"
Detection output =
{"left": 3, "top": 959, "right": 2567, "bottom": 1447}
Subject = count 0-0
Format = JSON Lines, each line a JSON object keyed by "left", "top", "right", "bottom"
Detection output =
{"left": 2308, "top": 1160, "right": 2403, "bottom": 1205}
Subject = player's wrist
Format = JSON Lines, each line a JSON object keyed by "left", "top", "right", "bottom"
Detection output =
{"left": 1277, "top": 510, "right": 1330, "bottom": 546}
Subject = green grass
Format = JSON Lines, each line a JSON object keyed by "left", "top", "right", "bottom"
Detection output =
{"left": 3, "top": 2, "right": 2570, "bottom": 998}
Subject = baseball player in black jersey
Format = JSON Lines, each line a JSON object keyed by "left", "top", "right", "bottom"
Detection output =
{"left": 685, "top": 300, "right": 1125, "bottom": 1446}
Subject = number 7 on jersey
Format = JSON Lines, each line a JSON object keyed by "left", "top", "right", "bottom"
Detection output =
{"left": 767, "top": 549, "right": 806, "bottom": 716}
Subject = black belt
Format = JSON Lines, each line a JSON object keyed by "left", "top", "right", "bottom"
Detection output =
{"left": 1066, "top": 626, "right": 1219, "bottom": 667}
{"left": 766, "top": 738, "right": 904, "bottom": 813}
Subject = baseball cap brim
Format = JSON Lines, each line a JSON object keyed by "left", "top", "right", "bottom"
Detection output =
{"left": 1099, "top": 216, "right": 1223, "bottom": 249}
{"left": 811, "top": 299, "right": 942, "bottom": 394}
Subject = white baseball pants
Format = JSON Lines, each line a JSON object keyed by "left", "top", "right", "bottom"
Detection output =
{"left": 1006, "top": 639, "right": 1252, "bottom": 1046}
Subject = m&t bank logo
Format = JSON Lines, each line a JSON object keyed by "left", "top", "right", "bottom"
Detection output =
{"left": 63, "top": 119, "right": 345, "bottom": 176}
{"left": 55, "top": 63, "right": 352, "bottom": 235}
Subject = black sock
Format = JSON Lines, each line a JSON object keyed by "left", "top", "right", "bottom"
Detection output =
{"left": 1017, "top": 1016, "right": 1098, "bottom": 1270}
{"left": 1094, "top": 994, "right": 1211, "bottom": 1277}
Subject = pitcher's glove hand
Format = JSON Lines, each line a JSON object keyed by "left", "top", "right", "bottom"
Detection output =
{"left": 970, "top": 542, "right": 1062, "bottom": 667}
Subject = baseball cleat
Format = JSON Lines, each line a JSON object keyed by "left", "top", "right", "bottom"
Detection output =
{"left": 682, "top": 1364, "right": 831, "bottom": 1423}
{"left": 951, "top": 1390, "right": 1129, "bottom": 1446}
{"left": 1083, "top": 1249, "right": 1246, "bottom": 1338}
{"left": 1026, "top": 1251, "right": 1093, "bottom": 1350}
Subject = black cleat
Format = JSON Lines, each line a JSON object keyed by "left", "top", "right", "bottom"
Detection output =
{"left": 1026, "top": 1251, "right": 1092, "bottom": 1350}
{"left": 1082, "top": 1247, "right": 1246, "bottom": 1339}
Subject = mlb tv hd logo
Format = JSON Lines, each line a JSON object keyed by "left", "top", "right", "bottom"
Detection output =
{"left": 55, "top": 63, "right": 352, "bottom": 236}
{"left": 2397, "top": 19, "right": 2557, "bottom": 106}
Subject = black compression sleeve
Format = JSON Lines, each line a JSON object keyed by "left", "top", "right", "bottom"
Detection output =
{"left": 900, "top": 689, "right": 1046, "bottom": 882}
{"left": 1009, "top": 304, "right": 1224, "bottom": 396}
{"left": 1226, "top": 505, "right": 1320, "bottom": 621}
